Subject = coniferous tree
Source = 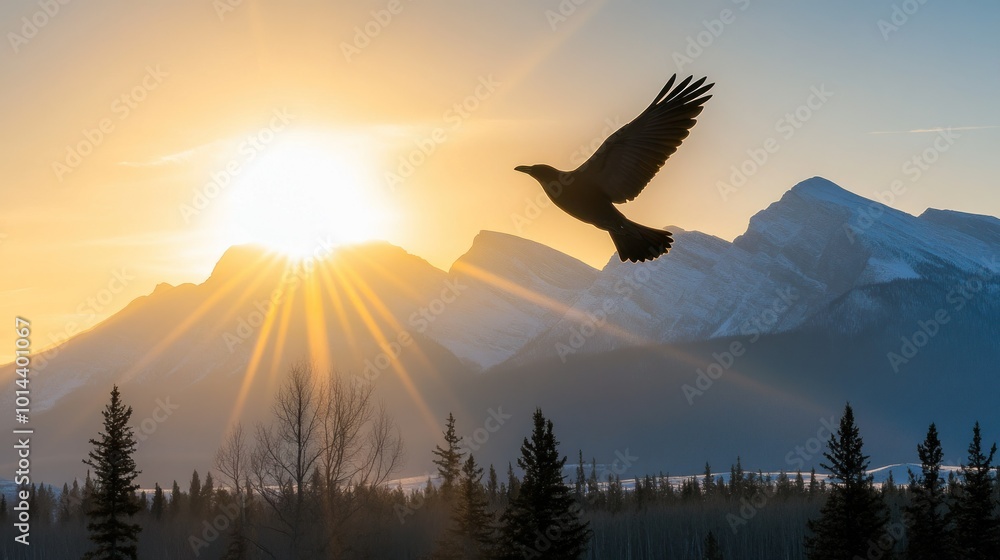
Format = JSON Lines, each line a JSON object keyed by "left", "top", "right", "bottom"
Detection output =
{"left": 150, "top": 484, "right": 165, "bottom": 521}
{"left": 80, "top": 470, "right": 96, "bottom": 524}
{"left": 499, "top": 408, "right": 589, "bottom": 560}
{"left": 730, "top": 457, "right": 746, "bottom": 499}
{"left": 635, "top": 474, "right": 654, "bottom": 510}
{"left": 681, "top": 477, "right": 701, "bottom": 501}
{"left": 308, "top": 466, "right": 323, "bottom": 501}
{"left": 434, "top": 453, "right": 491, "bottom": 560}
{"left": 201, "top": 472, "right": 215, "bottom": 515}
{"left": 658, "top": 472, "right": 675, "bottom": 502}
{"left": 804, "top": 403, "right": 889, "bottom": 560}
{"left": 222, "top": 480, "right": 252, "bottom": 560}
{"left": 702, "top": 530, "right": 724, "bottom": 560}
{"left": 506, "top": 462, "right": 520, "bottom": 503}
{"left": 487, "top": 464, "right": 499, "bottom": 504}
{"left": 34, "top": 484, "right": 55, "bottom": 525}
{"left": 954, "top": 422, "right": 1000, "bottom": 559}
{"left": 607, "top": 474, "right": 624, "bottom": 512}
{"left": 586, "top": 459, "right": 599, "bottom": 497}
{"left": 794, "top": 471, "right": 806, "bottom": 495}
{"left": 905, "top": 423, "right": 956, "bottom": 559}
{"left": 883, "top": 470, "right": 897, "bottom": 496}
{"left": 947, "top": 471, "right": 961, "bottom": 496}
{"left": 69, "top": 479, "right": 83, "bottom": 521}
{"left": 59, "top": 482, "right": 73, "bottom": 523}
{"left": 82, "top": 385, "right": 142, "bottom": 560}
{"left": 136, "top": 492, "right": 147, "bottom": 517}
{"left": 432, "top": 413, "right": 464, "bottom": 501}
{"left": 702, "top": 462, "right": 714, "bottom": 498}
{"left": 775, "top": 471, "right": 793, "bottom": 500}
{"left": 425, "top": 476, "right": 437, "bottom": 500}
{"left": 189, "top": 470, "right": 202, "bottom": 517}
{"left": 169, "top": 480, "right": 183, "bottom": 520}
{"left": 442, "top": 454, "right": 495, "bottom": 559}
{"left": 575, "top": 450, "right": 586, "bottom": 498}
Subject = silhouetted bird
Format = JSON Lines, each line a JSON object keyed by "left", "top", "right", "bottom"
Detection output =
{"left": 515, "top": 74, "right": 713, "bottom": 262}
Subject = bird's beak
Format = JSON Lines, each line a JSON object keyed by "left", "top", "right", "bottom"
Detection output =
{"left": 514, "top": 165, "right": 531, "bottom": 174}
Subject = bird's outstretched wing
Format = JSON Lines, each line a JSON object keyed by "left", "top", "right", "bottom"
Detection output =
{"left": 578, "top": 75, "right": 713, "bottom": 204}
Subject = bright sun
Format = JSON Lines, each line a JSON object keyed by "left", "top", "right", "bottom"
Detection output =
{"left": 226, "top": 131, "right": 387, "bottom": 258}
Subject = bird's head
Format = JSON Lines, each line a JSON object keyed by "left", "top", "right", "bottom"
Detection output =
{"left": 515, "top": 164, "right": 565, "bottom": 196}
{"left": 515, "top": 164, "right": 553, "bottom": 180}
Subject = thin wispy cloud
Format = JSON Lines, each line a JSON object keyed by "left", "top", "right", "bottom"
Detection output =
{"left": 70, "top": 230, "right": 205, "bottom": 248}
{"left": 868, "top": 125, "right": 999, "bottom": 135}
{"left": 118, "top": 140, "right": 223, "bottom": 167}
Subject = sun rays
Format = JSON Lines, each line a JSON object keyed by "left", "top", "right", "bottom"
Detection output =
{"left": 118, "top": 228, "right": 824, "bottom": 447}
{"left": 217, "top": 248, "right": 446, "bottom": 435}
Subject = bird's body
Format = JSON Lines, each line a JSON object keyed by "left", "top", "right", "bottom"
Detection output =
{"left": 516, "top": 74, "right": 714, "bottom": 262}
{"left": 521, "top": 164, "right": 626, "bottom": 230}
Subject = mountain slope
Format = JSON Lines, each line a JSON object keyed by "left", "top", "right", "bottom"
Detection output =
{"left": 426, "top": 231, "right": 598, "bottom": 369}
{"left": 505, "top": 177, "right": 999, "bottom": 366}
{"left": 2, "top": 176, "right": 997, "bottom": 486}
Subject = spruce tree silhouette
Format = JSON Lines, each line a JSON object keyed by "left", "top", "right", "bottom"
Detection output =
{"left": 499, "top": 408, "right": 589, "bottom": 559}
{"left": 82, "top": 385, "right": 142, "bottom": 560}
{"left": 804, "top": 403, "right": 889, "bottom": 560}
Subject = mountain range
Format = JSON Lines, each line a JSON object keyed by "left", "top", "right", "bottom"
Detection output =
{"left": 3, "top": 176, "right": 998, "bottom": 488}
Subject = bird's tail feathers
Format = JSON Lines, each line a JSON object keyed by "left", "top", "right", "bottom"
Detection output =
{"left": 610, "top": 222, "right": 673, "bottom": 263}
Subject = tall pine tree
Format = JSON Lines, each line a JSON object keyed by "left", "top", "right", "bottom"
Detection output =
{"left": 487, "top": 464, "right": 499, "bottom": 505}
{"left": 432, "top": 413, "right": 464, "bottom": 501}
{"left": 499, "top": 408, "right": 589, "bottom": 560}
{"left": 804, "top": 403, "right": 889, "bottom": 560}
{"left": 169, "top": 481, "right": 183, "bottom": 520}
{"left": 436, "top": 454, "right": 495, "bottom": 560}
{"left": 954, "top": 421, "right": 999, "bottom": 559}
{"left": 150, "top": 484, "right": 165, "bottom": 521}
{"left": 574, "top": 450, "right": 585, "bottom": 498}
{"left": 188, "top": 470, "right": 202, "bottom": 517}
{"left": 506, "top": 462, "right": 521, "bottom": 503}
{"left": 201, "top": 472, "right": 215, "bottom": 515}
{"left": 905, "top": 422, "right": 956, "bottom": 559}
{"left": 82, "top": 385, "right": 142, "bottom": 560}
{"left": 58, "top": 482, "right": 73, "bottom": 523}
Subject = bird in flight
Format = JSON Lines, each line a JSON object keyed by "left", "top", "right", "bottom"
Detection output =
{"left": 515, "top": 74, "right": 713, "bottom": 262}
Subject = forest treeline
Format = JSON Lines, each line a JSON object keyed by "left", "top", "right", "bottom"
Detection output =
{"left": 1, "top": 366, "right": 998, "bottom": 559}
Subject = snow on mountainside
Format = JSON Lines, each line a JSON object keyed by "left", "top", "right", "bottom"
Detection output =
{"left": 424, "top": 231, "right": 598, "bottom": 370}
{"left": 4, "top": 176, "right": 998, "bottom": 486}
{"left": 736, "top": 177, "right": 998, "bottom": 285}
{"left": 789, "top": 179, "right": 997, "bottom": 278}
{"left": 919, "top": 208, "right": 1000, "bottom": 248}
{"left": 505, "top": 177, "right": 999, "bottom": 366}
{"left": 7, "top": 177, "right": 996, "bottom": 386}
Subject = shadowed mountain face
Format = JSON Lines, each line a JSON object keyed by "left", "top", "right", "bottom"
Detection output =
{"left": 3, "top": 177, "right": 998, "bottom": 486}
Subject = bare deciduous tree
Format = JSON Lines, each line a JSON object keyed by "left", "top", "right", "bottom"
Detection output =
{"left": 215, "top": 423, "right": 248, "bottom": 493}
{"left": 246, "top": 363, "right": 404, "bottom": 559}
{"left": 215, "top": 422, "right": 252, "bottom": 559}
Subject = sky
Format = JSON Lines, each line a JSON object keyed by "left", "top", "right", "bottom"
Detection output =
{"left": 0, "top": 0, "right": 998, "bottom": 361}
